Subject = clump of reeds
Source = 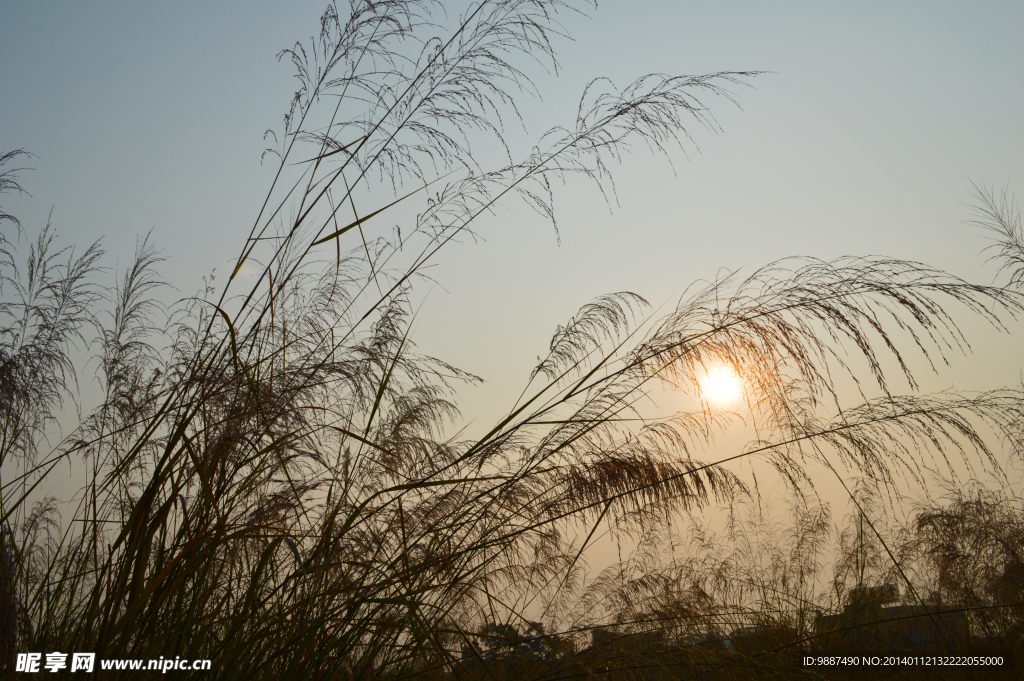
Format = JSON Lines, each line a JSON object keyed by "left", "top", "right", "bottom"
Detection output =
{"left": 2, "top": 2, "right": 1024, "bottom": 680}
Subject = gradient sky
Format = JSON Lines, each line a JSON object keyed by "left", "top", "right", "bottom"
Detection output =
{"left": 2, "top": 1, "right": 1023, "bottom": 496}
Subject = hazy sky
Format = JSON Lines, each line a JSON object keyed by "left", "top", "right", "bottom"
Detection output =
{"left": 2, "top": 1, "right": 1023, "bottom": 489}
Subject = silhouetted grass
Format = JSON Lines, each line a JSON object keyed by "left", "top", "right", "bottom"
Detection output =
{"left": 2, "top": 2, "right": 1024, "bottom": 679}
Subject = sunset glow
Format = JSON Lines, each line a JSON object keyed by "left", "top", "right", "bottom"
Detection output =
{"left": 700, "top": 364, "right": 743, "bottom": 407}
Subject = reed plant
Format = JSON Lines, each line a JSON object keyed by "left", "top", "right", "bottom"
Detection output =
{"left": 2, "top": 2, "right": 1023, "bottom": 679}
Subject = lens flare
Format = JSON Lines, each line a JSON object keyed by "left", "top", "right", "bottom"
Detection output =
{"left": 234, "top": 262, "right": 269, "bottom": 281}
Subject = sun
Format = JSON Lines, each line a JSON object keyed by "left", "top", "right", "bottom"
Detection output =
{"left": 700, "top": 364, "right": 743, "bottom": 407}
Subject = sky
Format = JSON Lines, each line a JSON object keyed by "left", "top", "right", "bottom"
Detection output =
{"left": 2, "top": 1, "right": 1023, "bottom": 506}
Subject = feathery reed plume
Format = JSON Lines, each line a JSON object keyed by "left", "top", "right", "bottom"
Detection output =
{"left": 971, "top": 182, "right": 1024, "bottom": 290}
{"left": 2, "top": 3, "right": 1023, "bottom": 679}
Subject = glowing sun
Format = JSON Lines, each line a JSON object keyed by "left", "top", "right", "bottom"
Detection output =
{"left": 700, "top": 364, "right": 743, "bottom": 406}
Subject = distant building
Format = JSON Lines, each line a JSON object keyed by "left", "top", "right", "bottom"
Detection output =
{"left": 814, "top": 585, "right": 969, "bottom": 652}
{"left": 591, "top": 627, "right": 665, "bottom": 652}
